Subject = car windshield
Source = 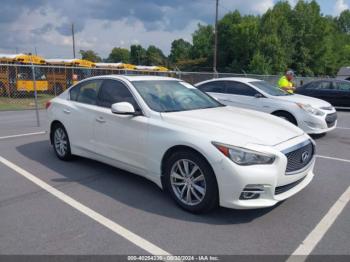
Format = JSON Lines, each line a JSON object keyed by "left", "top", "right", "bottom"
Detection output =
{"left": 252, "top": 80, "right": 291, "bottom": 96}
{"left": 132, "top": 80, "right": 223, "bottom": 112}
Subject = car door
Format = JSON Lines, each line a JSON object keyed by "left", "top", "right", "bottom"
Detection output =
{"left": 93, "top": 79, "right": 148, "bottom": 175}
{"left": 223, "top": 81, "right": 262, "bottom": 110}
{"left": 299, "top": 81, "right": 338, "bottom": 105}
{"left": 334, "top": 81, "right": 350, "bottom": 107}
{"left": 65, "top": 79, "right": 103, "bottom": 153}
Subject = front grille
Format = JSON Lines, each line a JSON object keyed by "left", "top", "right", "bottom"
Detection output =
{"left": 284, "top": 140, "right": 314, "bottom": 174}
{"left": 326, "top": 113, "right": 337, "bottom": 128}
{"left": 275, "top": 176, "right": 306, "bottom": 195}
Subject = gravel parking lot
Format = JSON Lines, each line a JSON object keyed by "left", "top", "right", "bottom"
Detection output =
{"left": 0, "top": 110, "right": 349, "bottom": 259}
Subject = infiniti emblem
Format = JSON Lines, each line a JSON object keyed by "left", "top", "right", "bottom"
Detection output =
{"left": 301, "top": 151, "right": 310, "bottom": 163}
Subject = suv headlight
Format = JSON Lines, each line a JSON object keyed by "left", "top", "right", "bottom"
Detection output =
{"left": 297, "top": 103, "right": 325, "bottom": 116}
{"left": 212, "top": 142, "right": 275, "bottom": 165}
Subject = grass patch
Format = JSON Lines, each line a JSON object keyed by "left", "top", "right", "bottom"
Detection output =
{"left": 0, "top": 94, "right": 55, "bottom": 111}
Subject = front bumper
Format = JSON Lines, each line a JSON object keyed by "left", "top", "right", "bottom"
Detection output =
{"left": 298, "top": 111, "right": 337, "bottom": 134}
{"left": 212, "top": 134, "right": 315, "bottom": 209}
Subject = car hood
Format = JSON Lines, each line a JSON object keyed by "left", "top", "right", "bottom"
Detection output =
{"left": 161, "top": 106, "right": 304, "bottom": 147}
{"left": 274, "top": 94, "right": 331, "bottom": 108}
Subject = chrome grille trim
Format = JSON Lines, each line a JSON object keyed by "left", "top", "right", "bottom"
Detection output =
{"left": 282, "top": 140, "right": 315, "bottom": 175}
{"left": 326, "top": 112, "right": 337, "bottom": 128}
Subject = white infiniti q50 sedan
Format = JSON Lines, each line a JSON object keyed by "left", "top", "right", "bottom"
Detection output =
{"left": 47, "top": 75, "right": 315, "bottom": 213}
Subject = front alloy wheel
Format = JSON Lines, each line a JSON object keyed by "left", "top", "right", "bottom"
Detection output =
{"left": 170, "top": 159, "right": 206, "bottom": 206}
{"left": 165, "top": 151, "right": 218, "bottom": 213}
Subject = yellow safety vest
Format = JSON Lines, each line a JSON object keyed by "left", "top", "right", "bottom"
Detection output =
{"left": 278, "top": 76, "right": 293, "bottom": 93}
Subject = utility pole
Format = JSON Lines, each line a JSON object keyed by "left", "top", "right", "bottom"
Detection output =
{"left": 72, "top": 23, "right": 76, "bottom": 58}
{"left": 213, "top": 0, "right": 219, "bottom": 75}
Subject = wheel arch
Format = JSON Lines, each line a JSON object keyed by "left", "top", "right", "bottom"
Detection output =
{"left": 160, "top": 145, "right": 217, "bottom": 189}
{"left": 49, "top": 120, "right": 64, "bottom": 145}
{"left": 271, "top": 110, "right": 298, "bottom": 125}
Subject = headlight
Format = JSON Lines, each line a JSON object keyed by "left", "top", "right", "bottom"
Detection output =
{"left": 212, "top": 142, "right": 275, "bottom": 165}
{"left": 297, "top": 103, "right": 325, "bottom": 116}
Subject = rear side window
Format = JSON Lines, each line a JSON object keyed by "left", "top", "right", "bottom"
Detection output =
{"left": 70, "top": 80, "right": 103, "bottom": 105}
{"left": 98, "top": 79, "right": 138, "bottom": 109}
{"left": 225, "top": 81, "right": 258, "bottom": 96}
{"left": 69, "top": 85, "right": 80, "bottom": 101}
{"left": 335, "top": 81, "right": 350, "bottom": 91}
{"left": 197, "top": 81, "right": 226, "bottom": 93}
{"left": 305, "top": 81, "right": 333, "bottom": 90}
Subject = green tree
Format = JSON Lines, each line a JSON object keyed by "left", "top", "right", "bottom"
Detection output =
{"left": 169, "top": 39, "right": 192, "bottom": 63}
{"left": 107, "top": 47, "right": 130, "bottom": 63}
{"left": 191, "top": 24, "right": 214, "bottom": 69}
{"left": 218, "top": 11, "right": 260, "bottom": 72}
{"left": 258, "top": 1, "right": 293, "bottom": 74}
{"left": 248, "top": 52, "right": 272, "bottom": 74}
{"left": 79, "top": 50, "right": 102, "bottom": 62}
{"left": 146, "top": 45, "right": 166, "bottom": 65}
{"left": 130, "top": 45, "right": 147, "bottom": 65}
{"left": 337, "top": 10, "right": 350, "bottom": 34}
{"left": 290, "top": 0, "right": 328, "bottom": 76}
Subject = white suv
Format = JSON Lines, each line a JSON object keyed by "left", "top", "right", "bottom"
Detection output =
{"left": 196, "top": 78, "right": 337, "bottom": 134}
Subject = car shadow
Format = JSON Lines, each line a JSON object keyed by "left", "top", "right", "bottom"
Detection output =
{"left": 16, "top": 140, "right": 281, "bottom": 225}
{"left": 310, "top": 133, "right": 327, "bottom": 140}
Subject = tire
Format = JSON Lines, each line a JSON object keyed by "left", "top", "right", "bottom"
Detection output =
{"left": 272, "top": 111, "right": 297, "bottom": 126}
{"left": 52, "top": 123, "right": 73, "bottom": 161}
{"left": 164, "top": 150, "right": 218, "bottom": 213}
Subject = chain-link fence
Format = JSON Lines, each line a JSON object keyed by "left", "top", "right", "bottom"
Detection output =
{"left": 0, "top": 63, "right": 327, "bottom": 127}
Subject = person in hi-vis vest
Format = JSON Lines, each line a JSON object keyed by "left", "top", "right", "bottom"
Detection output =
{"left": 278, "top": 69, "right": 295, "bottom": 93}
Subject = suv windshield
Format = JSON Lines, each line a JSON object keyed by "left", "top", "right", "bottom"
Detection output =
{"left": 132, "top": 80, "right": 223, "bottom": 112}
{"left": 252, "top": 80, "right": 291, "bottom": 96}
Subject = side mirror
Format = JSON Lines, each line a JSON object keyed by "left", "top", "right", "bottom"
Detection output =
{"left": 254, "top": 93, "right": 263, "bottom": 98}
{"left": 111, "top": 102, "right": 136, "bottom": 115}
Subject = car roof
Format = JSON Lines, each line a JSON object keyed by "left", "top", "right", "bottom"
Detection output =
{"left": 84, "top": 75, "right": 179, "bottom": 82}
{"left": 196, "top": 77, "right": 261, "bottom": 85}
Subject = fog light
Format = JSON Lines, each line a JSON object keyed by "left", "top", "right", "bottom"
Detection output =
{"left": 239, "top": 184, "right": 265, "bottom": 200}
{"left": 240, "top": 192, "right": 260, "bottom": 200}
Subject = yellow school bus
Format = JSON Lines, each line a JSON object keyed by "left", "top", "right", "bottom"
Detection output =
{"left": 134, "top": 65, "right": 168, "bottom": 71}
{"left": 94, "top": 62, "right": 137, "bottom": 76}
{"left": 0, "top": 53, "right": 48, "bottom": 97}
{"left": 45, "top": 59, "right": 96, "bottom": 94}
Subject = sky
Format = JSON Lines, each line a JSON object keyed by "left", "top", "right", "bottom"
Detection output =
{"left": 0, "top": 0, "right": 349, "bottom": 59}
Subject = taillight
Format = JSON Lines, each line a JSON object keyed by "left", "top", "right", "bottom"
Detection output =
{"left": 45, "top": 101, "right": 52, "bottom": 109}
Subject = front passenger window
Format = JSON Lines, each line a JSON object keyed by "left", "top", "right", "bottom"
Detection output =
{"left": 98, "top": 79, "right": 139, "bottom": 109}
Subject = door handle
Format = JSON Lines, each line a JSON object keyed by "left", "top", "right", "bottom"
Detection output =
{"left": 96, "top": 117, "right": 106, "bottom": 123}
{"left": 63, "top": 109, "right": 71, "bottom": 114}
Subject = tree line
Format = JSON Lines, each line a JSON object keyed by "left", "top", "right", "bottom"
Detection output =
{"left": 80, "top": 0, "right": 350, "bottom": 76}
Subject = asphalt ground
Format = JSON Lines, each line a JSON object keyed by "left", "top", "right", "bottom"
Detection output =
{"left": 0, "top": 110, "right": 349, "bottom": 259}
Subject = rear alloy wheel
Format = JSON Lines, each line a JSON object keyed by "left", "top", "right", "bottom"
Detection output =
{"left": 165, "top": 151, "right": 218, "bottom": 213}
{"left": 52, "top": 124, "right": 72, "bottom": 161}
